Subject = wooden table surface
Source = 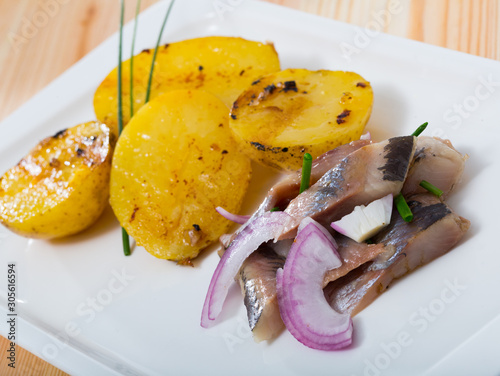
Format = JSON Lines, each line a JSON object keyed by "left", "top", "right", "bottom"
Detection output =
{"left": 0, "top": 0, "right": 499, "bottom": 375}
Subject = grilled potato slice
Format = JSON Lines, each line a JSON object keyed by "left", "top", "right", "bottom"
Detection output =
{"left": 229, "top": 69, "right": 373, "bottom": 171}
{"left": 0, "top": 121, "right": 114, "bottom": 239}
{"left": 110, "top": 89, "right": 252, "bottom": 262}
{"left": 94, "top": 36, "right": 280, "bottom": 134}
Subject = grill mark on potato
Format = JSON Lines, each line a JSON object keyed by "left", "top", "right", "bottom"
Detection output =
{"left": 264, "top": 84, "right": 276, "bottom": 95}
{"left": 250, "top": 142, "right": 290, "bottom": 154}
{"left": 53, "top": 129, "right": 67, "bottom": 138}
{"left": 336, "top": 109, "right": 351, "bottom": 124}
{"left": 130, "top": 206, "right": 139, "bottom": 222}
{"left": 281, "top": 80, "right": 298, "bottom": 92}
{"left": 49, "top": 158, "right": 60, "bottom": 168}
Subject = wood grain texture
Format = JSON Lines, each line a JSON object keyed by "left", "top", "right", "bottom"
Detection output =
{"left": 0, "top": 0, "right": 499, "bottom": 123}
{"left": 0, "top": 0, "right": 498, "bottom": 375}
{"left": 0, "top": 338, "right": 67, "bottom": 376}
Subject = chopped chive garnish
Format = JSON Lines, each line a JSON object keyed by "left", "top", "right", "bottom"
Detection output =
{"left": 130, "top": 0, "right": 142, "bottom": 117}
{"left": 118, "top": 0, "right": 125, "bottom": 135}
{"left": 118, "top": 0, "right": 130, "bottom": 256}
{"left": 122, "top": 228, "right": 131, "bottom": 256}
{"left": 411, "top": 122, "right": 428, "bottom": 137}
{"left": 394, "top": 193, "right": 413, "bottom": 222}
{"left": 419, "top": 180, "right": 443, "bottom": 197}
{"left": 270, "top": 207, "right": 280, "bottom": 212}
{"left": 365, "top": 238, "right": 374, "bottom": 244}
{"left": 299, "top": 153, "right": 313, "bottom": 193}
{"left": 145, "top": 0, "right": 176, "bottom": 103}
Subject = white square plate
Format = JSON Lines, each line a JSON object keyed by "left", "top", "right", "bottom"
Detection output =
{"left": 1, "top": 1, "right": 500, "bottom": 375}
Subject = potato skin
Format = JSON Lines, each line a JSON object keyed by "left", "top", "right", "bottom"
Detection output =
{"left": 229, "top": 69, "right": 374, "bottom": 171}
{"left": 0, "top": 121, "right": 114, "bottom": 239}
{"left": 110, "top": 89, "right": 252, "bottom": 261}
{"left": 94, "top": 36, "right": 280, "bottom": 135}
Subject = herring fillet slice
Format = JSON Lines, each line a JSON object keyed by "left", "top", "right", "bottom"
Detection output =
{"left": 402, "top": 136, "right": 466, "bottom": 198}
{"left": 237, "top": 233, "right": 386, "bottom": 342}
{"left": 324, "top": 193, "right": 470, "bottom": 316}
{"left": 238, "top": 245, "right": 286, "bottom": 342}
{"left": 322, "top": 235, "right": 386, "bottom": 288}
{"left": 279, "top": 136, "right": 417, "bottom": 239}
{"left": 252, "top": 139, "right": 372, "bottom": 215}
{"left": 216, "top": 139, "right": 371, "bottom": 251}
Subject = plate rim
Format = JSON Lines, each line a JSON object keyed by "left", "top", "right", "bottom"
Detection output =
{"left": 1, "top": 0, "right": 500, "bottom": 375}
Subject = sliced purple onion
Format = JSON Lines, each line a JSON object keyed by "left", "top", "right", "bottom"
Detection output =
{"left": 201, "top": 211, "right": 290, "bottom": 328}
{"left": 215, "top": 206, "right": 250, "bottom": 224}
{"left": 297, "top": 217, "right": 338, "bottom": 250}
{"left": 331, "top": 194, "right": 393, "bottom": 242}
{"left": 276, "top": 218, "right": 353, "bottom": 350}
{"left": 360, "top": 131, "right": 371, "bottom": 140}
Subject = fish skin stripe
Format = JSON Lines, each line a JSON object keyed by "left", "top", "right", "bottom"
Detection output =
{"left": 378, "top": 136, "right": 415, "bottom": 182}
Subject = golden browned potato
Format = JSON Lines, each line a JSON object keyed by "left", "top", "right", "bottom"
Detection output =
{"left": 0, "top": 121, "right": 115, "bottom": 239}
{"left": 229, "top": 69, "right": 374, "bottom": 171}
{"left": 110, "top": 89, "right": 252, "bottom": 262}
{"left": 94, "top": 36, "right": 280, "bottom": 134}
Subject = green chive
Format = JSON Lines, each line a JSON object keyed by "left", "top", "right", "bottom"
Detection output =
{"left": 419, "top": 180, "right": 443, "bottom": 197}
{"left": 394, "top": 193, "right": 413, "bottom": 222}
{"left": 118, "top": 0, "right": 131, "bottom": 256}
{"left": 270, "top": 207, "right": 280, "bottom": 212}
{"left": 118, "top": 0, "right": 125, "bottom": 135}
{"left": 130, "top": 0, "right": 142, "bottom": 117}
{"left": 145, "top": 0, "right": 176, "bottom": 103}
{"left": 299, "top": 153, "right": 313, "bottom": 193}
{"left": 365, "top": 238, "right": 374, "bottom": 244}
{"left": 411, "top": 122, "right": 428, "bottom": 137}
{"left": 121, "top": 228, "right": 131, "bottom": 256}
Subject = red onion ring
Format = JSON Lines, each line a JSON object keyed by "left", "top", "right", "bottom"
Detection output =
{"left": 360, "top": 131, "right": 371, "bottom": 140}
{"left": 215, "top": 206, "right": 250, "bottom": 224}
{"left": 276, "top": 219, "right": 353, "bottom": 350}
{"left": 201, "top": 211, "right": 290, "bottom": 328}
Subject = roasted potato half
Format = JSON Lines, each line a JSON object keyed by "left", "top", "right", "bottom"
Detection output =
{"left": 94, "top": 36, "right": 280, "bottom": 134}
{"left": 229, "top": 69, "right": 373, "bottom": 171}
{"left": 0, "top": 121, "right": 115, "bottom": 239}
{"left": 110, "top": 89, "right": 252, "bottom": 262}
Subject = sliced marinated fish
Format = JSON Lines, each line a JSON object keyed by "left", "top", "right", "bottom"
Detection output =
{"left": 322, "top": 235, "right": 386, "bottom": 287}
{"left": 217, "top": 139, "right": 370, "bottom": 251}
{"left": 237, "top": 233, "right": 385, "bottom": 342}
{"left": 253, "top": 139, "right": 372, "bottom": 215}
{"left": 238, "top": 244, "right": 286, "bottom": 342}
{"left": 324, "top": 193, "right": 470, "bottom": 316}
{"left": 279, "top": 136, "right": 417, "bottom": 239}
{"left": 402, "top": 136, "right": 466, "bottom": 198}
